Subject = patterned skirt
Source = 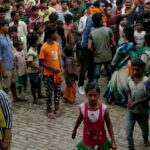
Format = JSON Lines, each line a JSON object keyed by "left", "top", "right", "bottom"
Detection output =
{"left": 103, "top": 66, "right": 128, "bottom": 107}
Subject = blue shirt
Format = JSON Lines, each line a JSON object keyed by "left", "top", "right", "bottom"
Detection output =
{"left": 0, "top": 34, "right": 14, "bottom": 70}
{"left": 80, "top": 16, "right": 94, "bottom": 48}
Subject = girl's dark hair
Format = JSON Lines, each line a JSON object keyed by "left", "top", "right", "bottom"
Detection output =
{"left": 27, "top": 32, "right": 38, "bottom": 46}
{"left": 145, "top": 33, "right": 150, "bottom": 47}
{"left": 85, "top": 83, "right": 100, "bottom": 94}
{"left": 123, "top": 25, "right": 135, "bottom": 43}
{"left": 92, "top": 13, "right": 102, "bottom": 28}
{"left": 64, "top": 14, "right": 73, "bottom": 22}
{"left": 44, "top": 26, "right": 57, "bottom": 40}
{"left": 131, "top": 58, "right": 145, "bottom": 68}
{"left": 64, "top": 46, "right": 74, "bottom": 57}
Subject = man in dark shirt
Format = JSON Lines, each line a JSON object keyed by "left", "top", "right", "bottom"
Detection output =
{"left": 136, "top": 1, "right": 150, "bottom": 33}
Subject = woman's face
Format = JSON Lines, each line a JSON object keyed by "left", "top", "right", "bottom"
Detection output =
{"left": 86, "top": 89, "right": 100, "bottom": 107}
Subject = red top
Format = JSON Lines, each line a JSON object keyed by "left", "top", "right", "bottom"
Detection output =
{"left": 83, "top": 102, "right": 107, "bottom": 147}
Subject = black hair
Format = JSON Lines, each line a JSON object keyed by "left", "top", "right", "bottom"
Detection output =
{"left": 145, "top": 33, "right": 150, "bottom": 47}
{"left": 85, "top": 83, "right": 100, "bottom": 94}
{"left": 31, "top": 6, "right": 38, "bottom": 12}
{"left": 27, "top": 32, "right": 38, "bottom": 46}
{"left": 64, "top": 14, "right": 73, "bottom": 22}
{"left": 13, "top": 39, "right": 22, "bottom": 48}
{"left": 49, "top": 12, "right": 58, "bottom": 23}
{"left": 0, "top": 19, "right": 8, "bottom": 26}
{"left": 11, "top": 10, "right": 17, "bottom": 18}
{"left": 44, "top": 26, "right": 57, "bottom": 40}
{"left": 8, "top": 26, "right": 17, "bottom": 34}
{"left": 16, "top": 3, "right": 24, "bottom": 9}
{"left": 0, "top": 7, "right": 6, "bottom": 13}
{"left": 94, "top": 1, "right": 100, "bottom": 8}
{"left": 116, "top": 0, "right": 123, "bottom": 4}
{"left": 40, "top": 0, "right": 47, "bottom": 4}
{"left": 145, "top": 2, "right": 150, "bottom": 5}
{"left": 64, "top": 46, "right": 74, "bottom": 57}
{"left": 123, "top": 25, "right": 135, "bottom": 43}
{"left": 131, "top": 58, "right": 145, "bottom": 68}
{"left": 61, "top": 0, "right": 68, "bottom": 5}
{"left": 106, "top": 3, "right": 112, "bottom": 8}
{"left": 92, "top": 13, "right": 102, "bottom": 28}
{"left": 34, "top": 23, "right": 41, "bottom": 32}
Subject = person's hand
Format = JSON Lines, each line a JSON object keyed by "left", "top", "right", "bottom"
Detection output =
{"left": 127, "top": 99, "right": 134, "bottom": 108}
{"left": 72, "top": 130, "right": 76, "bottom": 139}
{"left": 111, "top": 141, "right": 117, "bottom": 150}
{"left": 1, "top": 141, "right": 10, "bottom": 150}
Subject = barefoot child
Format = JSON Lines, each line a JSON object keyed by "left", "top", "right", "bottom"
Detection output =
{"left": 13, "top": 39, "right": 27, "bottom": 94}
{"left": 127, "top": 58, "right": 150, "bottom": 150}
{"left": 39, "top": 26, "right": 62, "bottom": 119}
{"left": 63, "top": 46, "right": 78, "bottom": 103}
{"left": 72, "top": 83, "right": 116, "bottom": 150}
{"left": 27, "top": 32, "right": 43, "bottom": 104}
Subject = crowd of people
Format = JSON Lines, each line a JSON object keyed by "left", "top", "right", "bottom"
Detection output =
{"left": 0, "top": 0, "right": 150, "bottom": 149}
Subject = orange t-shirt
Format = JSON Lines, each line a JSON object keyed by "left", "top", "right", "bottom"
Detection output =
{"left": 39, "top": 42, "right": 61, "bottom": 75}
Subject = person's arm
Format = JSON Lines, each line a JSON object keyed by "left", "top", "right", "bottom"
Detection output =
{"left": 0, "top": 46, "right": 8, "bottom": 78}
{"left": 104, "top": 109, "right": 116, "bottom": 150}
{"left": 72, "top": 111, "right": 83, "bottom": 139}
{"left": 0, "top": 91, "right": 13, "bottom": 150}
{"left": 39, "top": 60, "right": 60, "bottom": 73}
{"left": 122, "top": 1, "right": 139, "bottom": 18}
{"left": 129, "top": 96, "right": 150, "bottom": 108}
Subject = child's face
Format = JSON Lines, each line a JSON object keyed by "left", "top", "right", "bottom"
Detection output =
{"left": 132, "top": 66, "right": 143, "bottom": 77}
{"left": 51, "top": 31, "right": 58, "bottom": 41}
{"left": 136, "top": 23, "right": 143, "bottom": 31}
{"left": 86, "top": 89, "right": 100, "bottom": 107}
{"left": 10, "top": 31, "right": 18, "bottom": 39}
{"left": 0, "top": 24, "right": 9, "bottom": 34}
{"left": 17, "top": 43, "right": 23, "bottom": 51}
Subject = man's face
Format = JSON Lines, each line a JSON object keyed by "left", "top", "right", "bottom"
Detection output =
{"left": 18, "top": 6, "right": 25, "bottom": 15}
{"left": 100, "top": 2, "right": 105, "bottom": 13}
{"left": 0, "top": 24, "right": 9, "bottom": 34}
{"left": 106, "top": 6, "right": 112, "bottom": 16}
{"left": 144, "top": 4, "right": 150, "bottom": 14}
{"left": 125, "top": 0, "right": 132, "bottom": 9}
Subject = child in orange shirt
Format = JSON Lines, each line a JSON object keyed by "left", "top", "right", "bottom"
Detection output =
{"left": 39, "top": 26, "right": 62, "bottom": 119}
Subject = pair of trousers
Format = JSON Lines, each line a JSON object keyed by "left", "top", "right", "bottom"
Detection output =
{"left": 93, "top": 61, "right": 112, "bottom": 83}
{"left": 126, "top": 111, "right": 149, "bottom": 150}
{"left": 43, "top": 75, "right": 61, "bottom": 112}
{"left": 78, "top": 47, "right": 94, "bottom": 86}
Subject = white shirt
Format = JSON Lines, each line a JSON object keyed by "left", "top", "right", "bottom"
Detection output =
{"left": 134, "top": 30, "right": 146, "bottom": 47}
{"left": 78, "top": 15, "right": 87, "bottom": 33}
{"left": 79, "top": 103, "right": 108, "bottom": 123}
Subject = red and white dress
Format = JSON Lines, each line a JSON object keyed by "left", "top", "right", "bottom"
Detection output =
{"left": 77, "top": 102, "right": 111, "bottom": 150}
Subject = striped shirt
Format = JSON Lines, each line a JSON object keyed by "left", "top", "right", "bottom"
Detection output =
{"left": 0, "top": 90, "right": 13, "bottom": 128}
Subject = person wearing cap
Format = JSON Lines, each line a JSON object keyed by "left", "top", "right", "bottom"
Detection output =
{"left": 0, "top": 19, "right": 19, "bottom": 101}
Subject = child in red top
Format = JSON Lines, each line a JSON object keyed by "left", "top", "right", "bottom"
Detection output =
{"left": 72, "top": 83, "right": 116, "bottom": 150}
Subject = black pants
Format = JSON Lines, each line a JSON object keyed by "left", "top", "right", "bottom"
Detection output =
{"left": 78, "top": 47, "right": 94, "bottom": 86}
{"left": 44, "top": 75, "right": 61, "bottom": 112}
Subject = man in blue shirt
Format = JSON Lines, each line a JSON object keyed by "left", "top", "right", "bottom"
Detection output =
{"left": 0, "top": 19, "right": 19, "bottom": 101}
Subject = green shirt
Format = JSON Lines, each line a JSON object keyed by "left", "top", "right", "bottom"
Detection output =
{"left": 127, "top": 76, "right": 149, "bottom": 114}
